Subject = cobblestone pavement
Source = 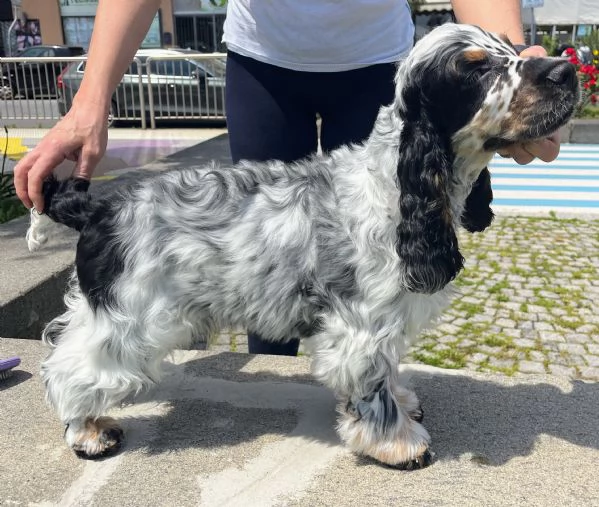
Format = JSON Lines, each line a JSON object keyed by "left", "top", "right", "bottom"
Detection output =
{"left": 208, "top": 215, "right": 599, "bottom": 381}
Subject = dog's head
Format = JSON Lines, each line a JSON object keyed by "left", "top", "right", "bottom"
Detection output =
{"left": 394, "top": 23, "right": 579, "bottom": 294}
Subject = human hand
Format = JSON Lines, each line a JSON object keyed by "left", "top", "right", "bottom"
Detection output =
{"left": 497, "top": 45, "right": 561, "bottom": 165}
{"left": 13, "top": 98, "right": 108, "bottom": 212}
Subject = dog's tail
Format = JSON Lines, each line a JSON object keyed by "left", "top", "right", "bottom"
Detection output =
{"left": 26, "top": 176, "right": 91, "bottom": 252}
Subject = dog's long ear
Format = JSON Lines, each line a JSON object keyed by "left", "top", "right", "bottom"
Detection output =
{"left": 396, "top": 118, "right": 464, "bottom": 294}
{"left": 461, "top": 167, "right": 494, "bottom": 233}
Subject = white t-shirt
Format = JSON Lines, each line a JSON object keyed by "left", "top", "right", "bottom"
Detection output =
{"left": 222, "top": 1, "right": 414, "bottom": 72}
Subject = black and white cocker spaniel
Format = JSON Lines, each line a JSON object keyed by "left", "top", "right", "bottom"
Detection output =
{"left": 27, "top": 24, "right": 578, "bottom": 469}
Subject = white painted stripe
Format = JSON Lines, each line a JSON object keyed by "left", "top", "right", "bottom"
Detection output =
{"left": 494, "top": 189, "right": 599, "bottom": 200}
{"left": 493, "top": 205, "right": 599, "bottom": 216}
{"left": 491, "top": 159, "right": 599, "bottom": 167}
{"left": 491, "top": 178, "right": 599, "bottom": 187}
{"left": 559, "top": 144, "right": 599, "bottom": 151}
{"left": 489, "top": 167, "right": 599, "bottom": 176}
{"left": 493, "top": 153, "right": 599, "bottom": 159}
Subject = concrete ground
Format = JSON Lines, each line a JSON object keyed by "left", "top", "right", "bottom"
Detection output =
{"left": 1, "top": 338, "right": 598, "bottom": 507}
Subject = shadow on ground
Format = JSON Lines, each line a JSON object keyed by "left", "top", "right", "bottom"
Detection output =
{"left": 115, "top": 352, "right": 598, "bottom": 467}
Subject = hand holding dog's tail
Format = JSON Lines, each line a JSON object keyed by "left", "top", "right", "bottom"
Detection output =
{"left": 26, "top": 177, "right": 92, "bottom": 252}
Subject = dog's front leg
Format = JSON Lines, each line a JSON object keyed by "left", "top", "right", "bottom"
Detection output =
{"left": 308, "top": 313, "right": 433, "bottom": 470}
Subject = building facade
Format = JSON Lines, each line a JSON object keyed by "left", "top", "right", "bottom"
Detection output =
{"left": 2, "top": 0, "right": 175, "bottom": 54}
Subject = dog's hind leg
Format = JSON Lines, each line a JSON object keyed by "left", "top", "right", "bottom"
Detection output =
{"left": 308, "top": 312, "right": 432, "bottom": 470}
{"left": 41, "top": 288, "right": 194, "bottom": 459}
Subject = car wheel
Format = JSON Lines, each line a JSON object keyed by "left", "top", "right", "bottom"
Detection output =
{"left": 0, "top": 86, "right": 12, "bottom": 99}
{"left": 107, "top": 101, "right": 117, "bottom": 128}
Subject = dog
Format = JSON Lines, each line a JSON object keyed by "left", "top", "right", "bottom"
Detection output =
{"left": 27, "top": 23, "right": 578, "bottom": 469}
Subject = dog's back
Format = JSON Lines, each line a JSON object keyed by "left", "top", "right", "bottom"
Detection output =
{"left": 28, "top": 160, "right": 359, "bottom": 340}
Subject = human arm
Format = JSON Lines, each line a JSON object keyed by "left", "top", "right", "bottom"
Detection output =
{"left": 450, "top": 0, "right": 560, "bottom": 164}
{"left": 14, "top": 0, "right": 161, "bottom": 211}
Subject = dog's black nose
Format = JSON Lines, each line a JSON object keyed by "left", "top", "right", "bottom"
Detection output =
{"left": 545, "top": 61, "right": 577, "bottom": 87}
{"left": 526, "top": 58, "right": 578, "bottom": 91}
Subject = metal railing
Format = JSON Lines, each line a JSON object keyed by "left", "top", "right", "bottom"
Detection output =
{"left": 0, "top": 53, "right": 227, "bottom": 129}
{"left": 144, "top": 54, "right": 226, "bottom": 128}
{"left": 0, "top": 56, "right": 85, "bottom": 124}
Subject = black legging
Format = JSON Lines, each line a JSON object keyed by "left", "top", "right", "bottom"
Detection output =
{"left": 225, "top": 50, "right": 397, "bottom": 355}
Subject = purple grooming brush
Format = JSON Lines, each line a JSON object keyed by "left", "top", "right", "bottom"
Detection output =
{"left": 0, "top": 357, "right": 20, "bottom": 380}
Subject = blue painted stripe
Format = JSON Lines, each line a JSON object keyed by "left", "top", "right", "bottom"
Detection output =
{"left": 491, "top": 173, "right": 599, "bottom": 180}
{"left": 493, "top": 185, "right": 599, "bottom": 192}
{"left": 493, "top": 198, "right": 599, "bottom": 207}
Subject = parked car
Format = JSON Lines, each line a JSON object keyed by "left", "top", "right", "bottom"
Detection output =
{"left": 0, "top": 45, "right": 85, "bottom": 99}
{"left": 57, "top": 48, "right": 226, "bottom": 127}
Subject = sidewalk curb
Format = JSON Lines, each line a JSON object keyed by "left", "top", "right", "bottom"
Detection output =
{"left": 0, "top": 215, "right": 77, "bottom": 338}
{"left": 560, "top": 119, "right": 599, "bottom": 143}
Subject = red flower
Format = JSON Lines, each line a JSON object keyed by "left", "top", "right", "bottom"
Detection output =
{"left": 568, "top": 56, "right": 580, "bottom": 65}
{"left": 565, "top": 47, "right": 576, "bottom": 56}
{"left": 591, "top": 94, "right": 597, "bottom": 104}
{"left": 580, "top": 64, "right": 598, "bottom": 76}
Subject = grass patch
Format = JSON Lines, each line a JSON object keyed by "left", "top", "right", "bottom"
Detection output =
{"left": 0, "top": 134, "right": 28, "bottom": 224}
{"left": 482, "top": 334, "right": 515, "bottom": 349}
{"left": 455, "top": 302, "right": 484, "bottom": 318}
{"left": 509, "top": 266, "right": 528, "bottom": 277}
{"left": 489, "top": 260, "right": 501, "bottom": 271}
{"left": 482, "top": 363, "right": 519, "bottom": 376}
{"left": 488, "top": 280, "right": 510, "bottom": 294}
{"left": 412, "top": 349, "right": 467, "bottom": 369}
{"left": 534, "top": 297, "right": 555, "bottom": 310}
{"left": 0, "top": 197, "right": 27, "bottom": 223}
{"left": 554, "top": 317, "right": 584, "bottom": 331}
{"left": 454, "top": 275, "right": 476, "bottom": 287}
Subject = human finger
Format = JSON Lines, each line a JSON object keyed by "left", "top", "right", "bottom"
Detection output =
{"left": 522, "top": 132, "right": 560, "bottom": 163}
{"left": 27, "top": 149, "right": 73, "bottom": 212}
{"left": 13, "top": 150, "right": 40, "bottom": 208}
{"left": 519, "top": 45, "right": 547, "bottom": 58}
{"left": 498, "top": 144, "right": 535, "bottom": 165}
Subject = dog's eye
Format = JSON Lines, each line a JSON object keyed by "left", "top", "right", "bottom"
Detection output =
{"left": 464, "top": 62, "right": 492, "bottom": 84}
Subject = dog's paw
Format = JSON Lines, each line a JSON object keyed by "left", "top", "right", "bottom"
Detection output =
{"left": 383, "top": 448, "right": 435, "bottom": 471}
{"left": 338, "top": 402, "right": 432, "bottom": 470}
{"left": 65, "top": 417, "right": 124, "bottom": 459}
{"left": 358, "top": 432, "right": 433, "bottom": 470}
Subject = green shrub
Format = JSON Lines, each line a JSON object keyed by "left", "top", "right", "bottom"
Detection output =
{"left": 0, "top": 128, "right": 28, "bottom": 224}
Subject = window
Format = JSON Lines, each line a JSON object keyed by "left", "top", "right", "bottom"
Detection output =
{"left": 149, "top": 59, "right": 196, "bottom": 77}
{"left": 18, "top": 46, "right": 52, "bottom": 57}
{"left": 62, "top": 17, "right": 94, "bottom": 48}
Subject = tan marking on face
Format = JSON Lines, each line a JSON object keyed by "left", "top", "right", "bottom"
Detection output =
{"left": 500, "top": 85, "right": 539, "bottom": 136}
{"left": 463, "top": 49, "right": 488, "bottom": 62}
